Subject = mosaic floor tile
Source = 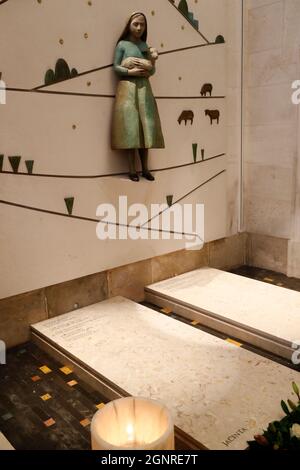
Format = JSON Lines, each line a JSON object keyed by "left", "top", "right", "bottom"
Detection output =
{"left": 31, "top": 375, "right": 41, "bottom": 382}
{"left": 60, "top": 366, "right": 73, "bottom": 375}
{"left": 80, "top": 418, "right": 90, "bottom": 428}
{"left": 44, "top": 418, "right": 56, "bottom": 428}
{"left": 161, "top": 307, "right": 172, "bottom": 314}
{"left": 40, "top": 394, "right": 52, "bottom": 402}
{"left": 95, "top": 403, "right": 105, "bottom": 410}
{"left": 39, "top": 365, "right": 52, "bottom": 375}
{"left": 67, "top": 380, "right": 78, "bottom": 387}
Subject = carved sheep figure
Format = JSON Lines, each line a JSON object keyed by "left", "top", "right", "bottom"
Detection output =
{"left": 201, "top": 83, "right": 213, "bottom": 97}
{"left": 178, "top": 110, "right": 194, "bottom": 125}
{"left": 205, "top": 109, "right": 220, "bottom": 125}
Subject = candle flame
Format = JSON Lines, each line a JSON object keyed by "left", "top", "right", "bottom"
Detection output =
{"left": 126, "top": 423, "right": 135, "bottom": 442}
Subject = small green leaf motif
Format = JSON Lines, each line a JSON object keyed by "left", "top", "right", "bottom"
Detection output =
{"left": 192, "top": 143, "right": 198, "bottom": 163}
{"left": 64, "top": 197, "right": 74, "bottom": 216}
{"left": 8, "top": 156, "right": 21, "bottom": 173}
{"left": 25, "top": 160, "right": 34, "bottom": 175}
{"left": 166, "top": 195, "right": 173, "bottom": 207}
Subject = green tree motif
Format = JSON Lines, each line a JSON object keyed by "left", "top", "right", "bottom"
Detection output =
{"left": 178, "top": 0, "right": 189, "bottom": 17}
{"left": 55, "top": 58, "right": 71, "bottom": 82}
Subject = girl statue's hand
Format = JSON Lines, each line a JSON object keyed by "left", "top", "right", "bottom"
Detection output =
{"left": 138, "top": 59, "right": 153, "bottom": 71}
{"left": 131, "top": 58, "right": 153, "bottom": 71}
{"left": 128, "top": 67, "right": 150, "bottom": 77}
{"left": 122, "top": 57, "right": 143, "bottom": 69}
{"left": 131, "top": 58, "right": 145, "bottom": 67}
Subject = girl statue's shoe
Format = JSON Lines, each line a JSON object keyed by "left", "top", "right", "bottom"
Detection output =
{"left": 142, "top": 171, "right": 155, "bottom": 181}
{"left": 129, "top": 172, "right": 140, "bottom": 182}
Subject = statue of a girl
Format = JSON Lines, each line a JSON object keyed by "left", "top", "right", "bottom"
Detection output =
{"left": 111, "top": 12, "right": 165, "bottom": 182}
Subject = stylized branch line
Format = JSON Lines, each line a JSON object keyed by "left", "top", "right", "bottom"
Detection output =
{"left": 4, "top": 87, "right": 225, "bottom": 100}
{"left": 0, "top": 153, "right": 226, "bottom": 179}
{"left": 32, "top": 41, "right": 221, "bottom": 90}
{"left": 0, "top": 172, "right": 226, "bottom": 242}
{"left": 0, "top": 199, "right": 202, "bottom": 243}
{"left": 4, "top": 87, "right": 115, "bottom": 98}
{"left": 141, "top": 169, "right": 226, "bottom": 227}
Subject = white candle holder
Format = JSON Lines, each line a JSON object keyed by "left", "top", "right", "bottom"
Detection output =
{"left": 91, "top": 397, "right": 175, "bottom": 450}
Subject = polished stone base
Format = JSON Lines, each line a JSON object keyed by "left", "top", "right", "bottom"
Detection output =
{"left": 145, "top": 267, "right": 300, "bottom": 361}
{"left": 32, "top": 297, "right": 300, "bottom": 450}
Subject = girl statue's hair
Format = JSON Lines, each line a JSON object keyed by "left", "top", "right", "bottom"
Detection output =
{"left": 117, "top": 12, "right": 148, "bottom": 44}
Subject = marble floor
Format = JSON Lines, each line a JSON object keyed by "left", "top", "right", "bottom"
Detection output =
{"left": 32, "top": 296, "right": 300, "bottom": 450}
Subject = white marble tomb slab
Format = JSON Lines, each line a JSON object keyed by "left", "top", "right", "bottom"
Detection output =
{"left": 32, "top": 297, "right": 300, "bottom": 450}
{"left": 146, "top": 268, "right": 300, "bottom": 347}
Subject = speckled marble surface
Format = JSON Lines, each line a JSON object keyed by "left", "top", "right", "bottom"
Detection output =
{"left": 32, "top": 297, "right": 300, "bottom": 450}
{"left": 147, "top": 267, "right": 300, "bottom": 344}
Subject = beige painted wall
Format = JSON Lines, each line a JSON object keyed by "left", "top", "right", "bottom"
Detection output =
{"left": 0, "top": 0, "right": 241, "bottom": 299}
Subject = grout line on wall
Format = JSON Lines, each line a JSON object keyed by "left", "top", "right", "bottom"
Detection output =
{"left": 44, "top": 295, "right": 49, "bottom": 320}
{"left": 239, "top": 0, "right": 245, "bottom": 233}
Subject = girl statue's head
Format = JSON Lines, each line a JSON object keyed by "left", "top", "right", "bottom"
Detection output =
{"left": 117, "top": 12, "right": 148, "bottom": 44}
